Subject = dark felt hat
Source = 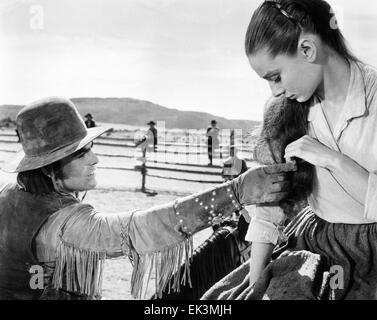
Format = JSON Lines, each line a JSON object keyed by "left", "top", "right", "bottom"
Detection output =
{"left": 85, "top": 113, "right": 93, "bottom": 119}
{"left": 3, "top": 97, "right": 111, "bottom": 173}
{"left": 147, "top": 121, "right": 156, "bottom": 125}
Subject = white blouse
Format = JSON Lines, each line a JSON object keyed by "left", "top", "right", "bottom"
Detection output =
{"left": 246, "top": 61, "right": 377, "bottom": 244}
{"left": 308, "top": 61, "right": 377, "bottom": 223}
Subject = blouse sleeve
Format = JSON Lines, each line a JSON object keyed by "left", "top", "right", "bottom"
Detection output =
{"left": 245, "top": 205, "right": 288, "bottom": 245}
{"left": 364, "top": 172, "right": 377, "bottom": 221}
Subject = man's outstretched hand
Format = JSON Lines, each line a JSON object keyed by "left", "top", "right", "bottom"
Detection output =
{"left": 232, "top": 162, "right": 297, "bottom": 206}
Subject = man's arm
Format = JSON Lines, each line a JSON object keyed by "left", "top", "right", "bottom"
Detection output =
{"left": 40, "top": 163, "right": 295, "bottom": 298}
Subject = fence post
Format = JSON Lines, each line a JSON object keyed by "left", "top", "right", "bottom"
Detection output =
{"left": 197, "top": 133, "right": 201, "bottom": 163}
{"left": 186, "top": 131, "right": 189, "bottom": 161}
{"left": 219, "top": 129, "right": 223, "bottom": 160}
{"left": 141, "top": 148, "right": 147, "bottom": 192}
{"left": 164, "top": 131, "right": 168, "bottom": 164}
{"left": 141, "top": 164, "right": 146, "bottom": 192}
{"left": 230, "top": 129, "right": 235, "bottom": 157}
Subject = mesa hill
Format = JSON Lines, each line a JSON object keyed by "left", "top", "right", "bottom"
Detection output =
{"left": 0, "top": 97, "right": 260, "bottom": 131}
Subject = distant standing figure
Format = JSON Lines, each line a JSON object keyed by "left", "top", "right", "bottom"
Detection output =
{"left": 206, "top": 120, "right": 219, "bottom": 166}
{"left": 84, "top": 113, "right": 96, "bottom": 128}
{"left": 135, "top": 121, "right": 158, "bottom": 156}
{"left": 147, "top": 121, "right": 158, "bottom": 152}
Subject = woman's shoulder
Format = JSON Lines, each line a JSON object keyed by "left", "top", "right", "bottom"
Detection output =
{"left": 356, "top": 61, "right": 377, "bottom": 111}
{"left": 356, "top": 61, "right": 377, "bottom": 88}
{"left": 359, "top": 61, "right": 377, "bottom": 80}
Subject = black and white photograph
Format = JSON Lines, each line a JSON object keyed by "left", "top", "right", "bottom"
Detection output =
{"left": 1, "top": 0, "right": 377, "bottom": 307}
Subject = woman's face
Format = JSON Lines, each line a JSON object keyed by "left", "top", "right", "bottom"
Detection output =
{"left": 248, "top": 47, "right": 323, "bottom": 103}
{"left": 58, "top": 143, "right": 99, "bottom": 192}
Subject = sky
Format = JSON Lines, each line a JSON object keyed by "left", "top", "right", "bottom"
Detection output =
{"left": 1, "top": 0, "right": 377, "bottom": 121}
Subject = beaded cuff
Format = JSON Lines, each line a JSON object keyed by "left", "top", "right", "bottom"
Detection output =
{"left": 172, "top": 181, "right": 242, "bottom": 236}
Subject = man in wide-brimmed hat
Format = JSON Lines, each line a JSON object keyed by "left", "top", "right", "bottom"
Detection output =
{"left": 135, "top": 120, "right": 158, "bottom": 155}
{"left": 84, "top": 113, "right": 96, "bottom": 128}
{"left": 206, "top": 120, "right": 220, "bottom": 166}
{"left": 146, "top": 120, "right": 157, "bottom": 152}
{"left": 0, "top": 96, "right": 296, "bottom": 300}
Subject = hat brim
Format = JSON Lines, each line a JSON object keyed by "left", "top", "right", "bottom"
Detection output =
{"left": 2, "top": 126, "right": 112, "bottom": 173}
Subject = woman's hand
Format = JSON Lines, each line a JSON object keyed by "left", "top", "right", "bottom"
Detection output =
{"left": 285, "top": 135, "right": 369, "bottom": 205}
{"left": 284, "top": 135, "right": 339, "bottom": 169}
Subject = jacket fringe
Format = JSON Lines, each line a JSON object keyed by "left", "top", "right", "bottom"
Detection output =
{"left": 52, "top": 240, "right": 105, "bottom": 299}
{"left": 130, "top": 235, "right": 194, "bottom": 299}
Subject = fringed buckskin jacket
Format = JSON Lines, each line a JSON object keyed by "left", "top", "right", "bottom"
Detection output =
{"left": 0, "top": 180, "right": 242, "bottom": 300}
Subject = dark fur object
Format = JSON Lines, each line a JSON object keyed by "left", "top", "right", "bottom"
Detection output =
{"left": 153, "top": 226, "right": 245, "bottom": 300}
{"left": 254, "top": 96, "right": 314, "bottom": 218}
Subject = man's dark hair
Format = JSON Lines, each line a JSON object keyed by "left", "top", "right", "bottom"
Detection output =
{"left": 17, "top": 164, "right": 63, "bottom": 195}
{"left": 17, "top": 145, "right": 92, "bottom": 195}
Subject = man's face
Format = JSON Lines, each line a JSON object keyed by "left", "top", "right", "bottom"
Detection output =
{"left": 58, "top": 143, "right": 99, "bottom": 192}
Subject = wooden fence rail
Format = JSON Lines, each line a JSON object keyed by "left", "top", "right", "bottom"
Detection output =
{"left": 0, "top": 132, "right": 254, "bottom": 151}
{"left": 0, "top": 130, "right": 253, "bottom": 190}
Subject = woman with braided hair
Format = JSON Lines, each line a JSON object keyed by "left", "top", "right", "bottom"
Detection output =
{"left": 203, "top": 0, "right": 377, "bottom": 300}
